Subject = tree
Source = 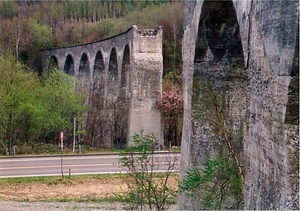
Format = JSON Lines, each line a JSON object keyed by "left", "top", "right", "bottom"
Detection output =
{"left": 179, "top": 157, "right": 242, "bottom": 210}
{"left": 39, "top": 68, "right": 86, "bottom": 146}
{"left": 0, "top": 56, "right": 86, "bottom": 155}
{"left": 0, "top": 56, "right": 42, "bottom": 154}
{"left": 156, "top": 83, "right": 183, "bottom": 147}
{"left": 119, "top": 131, "right": 179, "bottom": 210}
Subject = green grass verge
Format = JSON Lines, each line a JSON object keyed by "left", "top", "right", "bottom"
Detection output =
{"left": 0, "top": 173, "right": 126, "bottom": 185}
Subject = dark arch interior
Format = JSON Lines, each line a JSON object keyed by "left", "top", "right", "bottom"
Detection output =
{"left": 50, "top": 56, "right": 59, "bottom": 68}
{"left": 109, "top": 48, "right": 118, "bottom": 80}
{"left": 121, "top": 45, "right": 130, "bottom": 93}
{"left": 94, "top": 51, "right": 104, "bottom": 75}
{"left": 79, "top": 53, "right": 89, "bottom": 76}
{"left": 285, "top": 29, "right": 299, "bottom": 125}
{"left": 195, "top": 0, "right": 244, "bottom": 65}
{"left": 63, "top": 54, "right": 74, "bottom": 75}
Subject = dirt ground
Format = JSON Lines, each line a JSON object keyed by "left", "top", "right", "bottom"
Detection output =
{"left": 0, "top": 176, "right": 178, "bottom": 210}
{"left": 0, "top": 177, "right": 127, "bottom": 201}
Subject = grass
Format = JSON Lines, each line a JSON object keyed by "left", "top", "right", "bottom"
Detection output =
{"left": 0, "top": 174, "right": 126, "bottom": 185}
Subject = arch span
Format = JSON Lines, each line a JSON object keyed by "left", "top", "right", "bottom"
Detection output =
{"left": 107, "top": 47, "right": 118, "bottom": 98}
{"left": 195, "top": 0, "right": 244, "bottom": 64}
{"left": 64, "top": 54, "right": 75, "bottom": 75}
{"left": 121, "top": 45, "right": 130, "bottom": 98}
{"left": 109, "top": 48, "right": 118, "bottom": 80}
{"left": 50, "top": 56, "right": 59, "bottom": 68}
{"left": 79, "top": 53, "right": 89, "bottom": 76}
{"left": 94, "top": 51, "right": 105, "bottom": 76}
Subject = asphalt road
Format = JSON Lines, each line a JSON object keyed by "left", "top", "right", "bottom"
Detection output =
{"left": 0, "top": 153, "right": 180, "bottom": 178}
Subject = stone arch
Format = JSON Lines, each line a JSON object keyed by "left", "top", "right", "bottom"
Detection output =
{"left": 285, "top": 31, "right": 299, "bottom": 125}
{"left": 107, "top": 47, "right": 118, "bottom": 97}
{"left": 79, "top": 53, "right": 90, "bottom": 77}
{"left": 93, "top": 50, "right": 105, "bottom": 92}
{"left": 109, "top": 48, "right": 118, "bottom": 80}
{"left": 120, "top": 45, "right": 131, "bottom": 98}
{"left": 191, "top": 0, "right": 249, "bottom": 181}
{"left": 195, "top": 0, "right": 244, "bottom": 65}
{"left": 50, "top": 56, "right": 59, "bottom": 69}
{"left": 94, "top": 50, "right": 105, "bottom": 76}
{"left": 63, "top": 54, "right": 75, "bottom": 75}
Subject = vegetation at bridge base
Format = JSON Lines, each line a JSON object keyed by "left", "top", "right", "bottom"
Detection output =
{"left": 156, "top": 75, "right": 183, "bottom": 147}
{"left": 0, "top": 56, "right": 86, "bottom": 155}
{"left": 179, "top": 157, "right": 242, "bottom": 210}
{"left": 118, "top": 130, "right": 179, "bottom": 210}
{"left": 178, "top": 76, "right": 244, "bottom": 209}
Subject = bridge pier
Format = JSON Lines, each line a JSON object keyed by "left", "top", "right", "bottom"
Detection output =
{"left": 179, "top": 0, "right": 299, "bottom": 210}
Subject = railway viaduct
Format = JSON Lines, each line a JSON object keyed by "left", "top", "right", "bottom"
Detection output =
{"left": 179, "top": 0, "right": 298, "bottom": 210}
{"left": 42, "top": 25, "right": 163, "bottom": 148}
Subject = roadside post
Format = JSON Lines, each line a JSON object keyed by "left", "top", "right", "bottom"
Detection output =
{"left": 72, "top": 117, "right": 76, "bottom": 153}
{"left": 60, "top": 131, "right": 64, "bottom": 179}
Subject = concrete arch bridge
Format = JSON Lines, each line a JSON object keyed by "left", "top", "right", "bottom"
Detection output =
{"left": 42, "top": 25, "right": 163, "bottom": 148}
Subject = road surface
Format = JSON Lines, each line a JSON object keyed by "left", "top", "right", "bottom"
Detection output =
{"left": 0, "top": 153, "right": 180, "bottom": 178}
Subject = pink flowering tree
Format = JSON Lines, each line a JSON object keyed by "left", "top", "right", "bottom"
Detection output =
{"left": 156, "top": 85, "right": 183, "bottom": 147}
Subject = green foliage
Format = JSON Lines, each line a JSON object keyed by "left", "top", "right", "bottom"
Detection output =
{"left": 179, "top": 157, "right": 243, "bottom": 210}
{"left": 119, "top": 131, "right": 178, "bottom": 210}
{"left": 40, "top": 68, "right": 86, "bottom": 133}
{"left": 28, "top": 18, "right": 52, "bottom": 49}
{"left": 0, "top": 56, "right": 86, "bottom": 155}
{"left": 0, "top": 1, "right": 17, "bottom": 19}
{"left": 121, "top": 131, "right": 156, "bottom": 155}
{"left": 0, "top": 56, "right": 43, "bottom": 154}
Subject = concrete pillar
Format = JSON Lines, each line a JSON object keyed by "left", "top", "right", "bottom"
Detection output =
{"left": 128, "top": 25, "right": 163, "bottom": 146}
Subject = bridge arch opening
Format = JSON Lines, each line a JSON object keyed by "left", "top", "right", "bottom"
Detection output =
{"left": 285, "top": 33, "right": 299, "bottom": 125}
{"left": 191, "top": 0, "right": 249, "bottom": 193}
{"left": 50, "top": 56, "right": 59, "bottom": 69}
{"left": 195, "top": 0, "right": 244, "bottom": 65}
{"left": 64, "top": 54, "right": 75, "bottom": 75}
{"left": 94, "top": 51, "right": 105, "bottom": 76}
{"left": 93, "top": 51, "right": 105, "bottom": 92}
{"left": 108, "top": 48, "right": 118, "bottom": 98}
{"left": 109, "top": 48, "right": 118, "bottom": 80}
{"left": 121, "top": 45, "right": 130, "bottom": 98}
{"left": 79, "top": 53, "right": 90, "bottom": 76}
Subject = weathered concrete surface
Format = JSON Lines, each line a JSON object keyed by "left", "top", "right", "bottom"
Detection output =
{"left": 179, "top": 0, "right": 299, "bottom": 210}
{"left": 129, "top": 28, "right": 164, "bottom": 144}
{"left": 42, "top": 26, "right": 163, "bottom": 148}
